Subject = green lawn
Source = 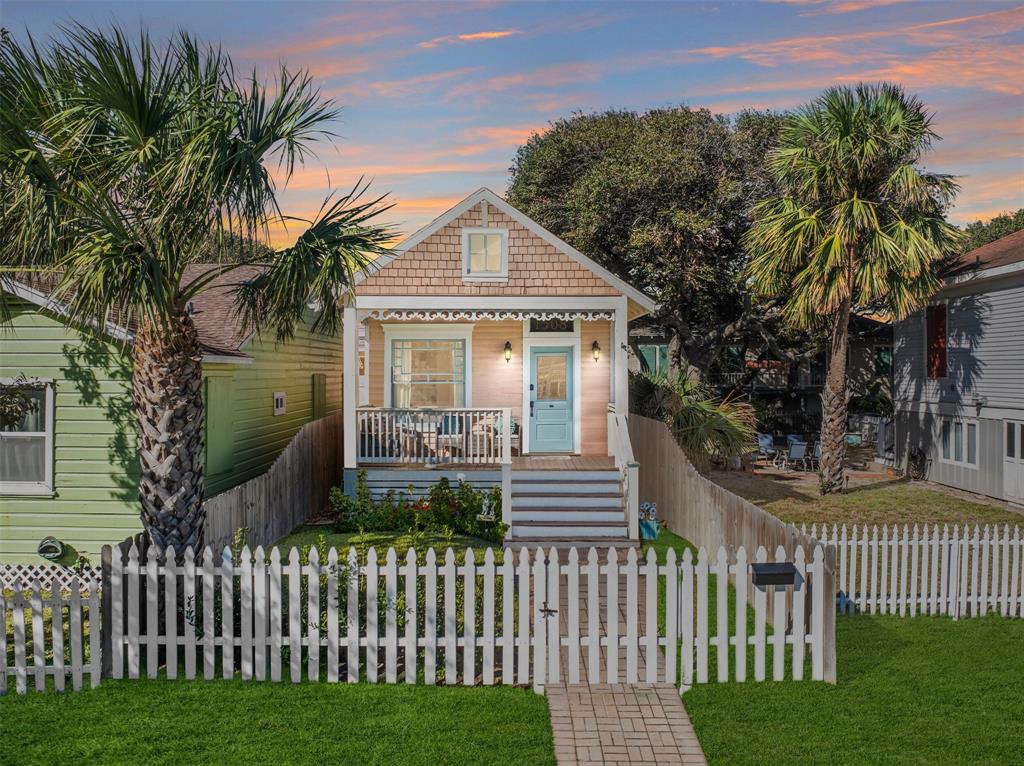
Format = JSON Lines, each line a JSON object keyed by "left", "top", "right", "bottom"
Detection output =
{"left": 685, "top": 614, "right": 1024, "bottom": 766}
{"left": 711, "top": 471, "right": 1023, "bottom": 528}
{"left": 0, "top": 680, "right": 554, "bottom": 766}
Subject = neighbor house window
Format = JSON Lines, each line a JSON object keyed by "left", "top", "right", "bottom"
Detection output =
{"left": 638, "top": 343, "right": 670, "bottom": 375}
{"left": 874, "top": 346, "right": 893, "bottom": 377}
{"left": 0, "top": 379, "right": 54, "bottom": 495}
{"left": 926, "top": 303, "right": 947, "bottom": 379}
{"left": 391, "top": 339, "right": 466, "bottom": 408}
{"left": 462, "top": 229, "right": 508, "bottom": 280}
{"left": 940, "top": 417, "right": 977, "bottom": 467}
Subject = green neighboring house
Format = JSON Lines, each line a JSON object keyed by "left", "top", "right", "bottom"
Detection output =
{"left": 0, "top": 267, "right": 341, "bottom": 564}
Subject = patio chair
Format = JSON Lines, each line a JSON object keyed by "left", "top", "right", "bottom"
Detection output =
{"left": 804, "top": 442, "right": 821, "bottom": 471}
{"left": 435, "top": 414, "right": 465, "bottom": 460}
{"left": 755, "top": 433, "right": 777, "bottom": 465}
{"left": 781, "top": 441, "right": 808, "bottom": 471}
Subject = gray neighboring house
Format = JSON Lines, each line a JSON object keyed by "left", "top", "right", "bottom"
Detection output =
{"left": 894, "top": 229, "right": 1024, "bottom": 505}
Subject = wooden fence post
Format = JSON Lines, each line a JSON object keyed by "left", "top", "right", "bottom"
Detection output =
{"left": 100, "top": 545, "right": 112, "bottom": 678}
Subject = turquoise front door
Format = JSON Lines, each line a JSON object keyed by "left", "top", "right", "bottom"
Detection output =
{"left": 529, "top": 346, "right": 574, "bottom": 452}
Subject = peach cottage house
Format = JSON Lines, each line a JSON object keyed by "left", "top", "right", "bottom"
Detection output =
{"left": 341, "top": 188, "right": 658, "bottom": 545}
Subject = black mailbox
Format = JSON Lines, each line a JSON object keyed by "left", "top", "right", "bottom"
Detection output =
{"left": 750, "top": 562, "right": 798, "bottom": 587}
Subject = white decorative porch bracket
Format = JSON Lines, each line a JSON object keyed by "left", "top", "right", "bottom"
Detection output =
{"left": 500, "top": 407, "right": 513, "bottom": 535}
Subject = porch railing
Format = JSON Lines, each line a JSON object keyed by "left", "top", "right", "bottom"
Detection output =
{"left": 607, "top": 405, "right": 640, "bottom": 540}
{"left": 355, "top": 407, "right": 513, "bottom": 529}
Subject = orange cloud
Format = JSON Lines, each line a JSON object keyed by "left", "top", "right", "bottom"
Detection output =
{"left": 445, "top": 62, "right": 601, "bottom": 100}
{"left": 419, "top": 29, "right": 519, "bottom": 49}
{"left": 688, "top": 5, "right": 1024, "bottom": 71}
{"left": 241, "top": 28, "right": 406, "bottom": 60}
{"left": 329, "top": 67, "right": 479, "bottom": 100}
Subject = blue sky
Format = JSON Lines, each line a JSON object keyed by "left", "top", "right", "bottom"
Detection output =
{"left": 6, "top": 0, "right": 1023, "bottom": 244}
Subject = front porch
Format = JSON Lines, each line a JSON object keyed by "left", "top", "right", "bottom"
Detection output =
{"left": 340, "top": 300, "right": 640, "bottom": 542}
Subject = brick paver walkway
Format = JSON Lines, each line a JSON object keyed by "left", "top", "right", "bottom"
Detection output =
{"left": 547, "top": 683, "right": 707, "bottom": 765}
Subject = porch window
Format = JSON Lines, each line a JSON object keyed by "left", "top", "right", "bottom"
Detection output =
{"left": 0, "top": 380, "right": 54, "bottom": 495}
{"left": 939, "top": 417, "right": 977, "bottom": 467}
{"left": 462, "top": 229, "right": 508, "bottom": 280}
{"left": 391, "top": 339, "right": 466, "bottom": 408}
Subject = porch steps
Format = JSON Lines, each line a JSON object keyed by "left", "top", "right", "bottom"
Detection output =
{"left": 509, "top": 468, "right": 630, "bottom": 543}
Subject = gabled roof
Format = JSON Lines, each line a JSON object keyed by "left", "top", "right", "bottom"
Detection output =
{"left": 951, "top": 229, "right": 1024, "bottom": 275}
{"left": 360, "top": 188, "right": 659, "bottom": 316}
{"left": 5, "top": 266, "right": 262, "bottom": 363}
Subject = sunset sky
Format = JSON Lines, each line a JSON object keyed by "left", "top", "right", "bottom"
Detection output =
{"left": 6, "top": 0, "right": 1023, "bottom": 246}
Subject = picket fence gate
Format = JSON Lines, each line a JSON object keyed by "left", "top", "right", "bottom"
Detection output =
{"left": 3, "top": 542, "right": 835, "bottom": 694}
{"left": 0, "top": 577, "right": 100, "bottom": 694}
{"left": 801, "top": 523, "right": 1023, "bottom": 618}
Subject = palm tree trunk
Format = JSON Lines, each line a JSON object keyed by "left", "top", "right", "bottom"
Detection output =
{"left": 818, "top": 296, "right": 851, "bottom": 494}
{"left": 133, "top": 312, "right": 206, "bottom": 555}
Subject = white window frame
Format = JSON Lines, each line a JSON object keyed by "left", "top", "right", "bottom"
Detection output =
{"left": 938, "top": 416, "right": 978, "bottom": 468}
{"left": 0, "top": 377, "right": 55, "bottom": 496}
{"left": 382, "top": 324, "right": 474, "bottom": 408}
{"left": 461, "top": 228, "right": 509, "bottom": 282}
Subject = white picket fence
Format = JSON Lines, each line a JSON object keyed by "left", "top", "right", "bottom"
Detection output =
{"left": 0, "top": 577, "right": 101, "bottom": 694}
{"left": 801, "top": 524, "right": 1023, "bottom": 618}
{"left": 2, "top": 542, "right": 835, "bottom": 694}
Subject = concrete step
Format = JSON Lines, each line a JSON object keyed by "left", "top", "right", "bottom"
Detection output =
{"left": 511, "top": 494, "right": 623, "bottom": 509}
{"left": 512, "top": 509, "right": 626, "bottom": 523}
{"left": 510, "top": 481, "right": 622, "bottom": 494}
{"left": 510, "top": 521, "right": 629, "bottom": 538}
{"left": 512, "top": 470, "right": 621, "bottom": 482}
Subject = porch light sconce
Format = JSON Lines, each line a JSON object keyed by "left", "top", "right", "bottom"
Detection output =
{"left": 592, "top": 340, "right": 601, "bottom": 362}
{"left": 504, "top": 340, "right": 513, "bottom": 363}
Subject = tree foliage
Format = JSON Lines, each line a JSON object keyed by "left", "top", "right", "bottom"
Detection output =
{"left": 960, "top": 208, "right": 1024, "bottom": 253}
{"left": 506, "top": 106, "right": 786, "bottom": 373}
{"left": 744, "top": 83, "right": 962, "bottom": 493}
{"left": 630, "top": 369, "right": 756, "bottom": 471}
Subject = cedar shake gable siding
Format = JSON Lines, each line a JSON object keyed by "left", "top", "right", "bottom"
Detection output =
{"left": 358, "top": 203, "right": 622, "bottom": 297}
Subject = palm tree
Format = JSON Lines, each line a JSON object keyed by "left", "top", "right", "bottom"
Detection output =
{"left": 630, "top": 369, "right": 756, "bottom": 471}
{"left": 0, "top": 26, "right": 393, "bottom": 553}
{"left": 744, "top": 83, "right": 961, "bottom": 494}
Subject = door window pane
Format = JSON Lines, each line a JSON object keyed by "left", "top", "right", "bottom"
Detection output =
{"left": 392, "top": 339, "right": 465, "bottom": 408}
{"left": 1009, "top": 423, "right": 1018, "bottom": 459}
{"left": 967, "top": 422, "right": 977, "bottom": 465}
{"left": 954, "top": 421, "right": 963, "bottom": 462}
{"left": 535, "top": 355, "right": 567, "bottom": 400}
{"left": 941, "top": 420, "right": 951, "bottom": 459}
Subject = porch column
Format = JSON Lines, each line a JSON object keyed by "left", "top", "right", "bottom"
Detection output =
{"left": 342, "top": 304, "right": 358, "bottom": 470}
{"left": 613, "top": 295, "right": 629, "bottom": 414}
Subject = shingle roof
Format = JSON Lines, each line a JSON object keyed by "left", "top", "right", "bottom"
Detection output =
{"left": 7, "top": 264, "right": 264, "bottom": 359}
{"left": 951, "top": 229, "right": 1024, "bottom": 275}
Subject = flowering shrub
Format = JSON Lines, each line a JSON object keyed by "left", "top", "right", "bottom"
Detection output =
{"left": 329, "top": 471, "right": 506, "bottom": 543}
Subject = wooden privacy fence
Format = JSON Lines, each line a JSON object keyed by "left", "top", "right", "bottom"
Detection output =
{"left": 204, "top": 412, "right": 341, "bottom": 551}
{"left": 628, "top": 415, "right": 823, "bottom": 559}
{"left": 2, "top": 541, "right": 836, "bottom": 694}
{"left": 1, "top": 578, "right": 100, "bottom": 694}
{"left": 805, "top": 523, "right": 1023, "bottom": 619}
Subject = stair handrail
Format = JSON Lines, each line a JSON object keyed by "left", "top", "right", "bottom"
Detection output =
{"left": 607, "top": 404, "right": 640, "bottom": 540}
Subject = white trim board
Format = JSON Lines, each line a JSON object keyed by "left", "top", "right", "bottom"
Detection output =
{"left": 356, "top": 188, "right": 658, "bottom": 316}
{"left": 381, "top": 323, "right": 474, "bottom": 408}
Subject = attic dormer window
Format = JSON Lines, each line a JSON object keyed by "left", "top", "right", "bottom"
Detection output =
{"left": 462, "top": 228, "right": 508, "bottom": 281}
